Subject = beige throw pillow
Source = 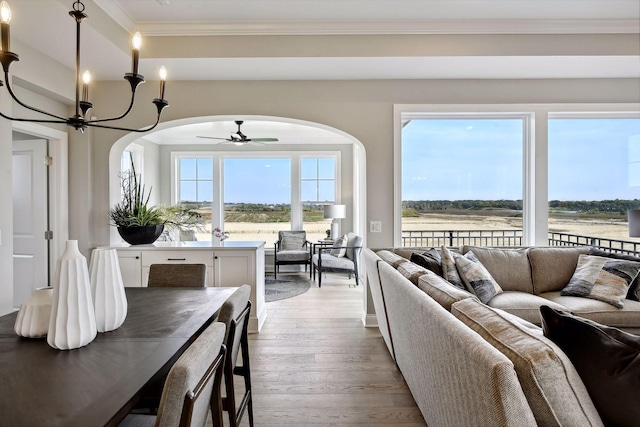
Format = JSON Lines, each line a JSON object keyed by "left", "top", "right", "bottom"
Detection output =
{"left": 562, "top": 254, "right": 640, "bottom": 308}
{"left": 440, "top": 246, "right": 466, "bottom": 290}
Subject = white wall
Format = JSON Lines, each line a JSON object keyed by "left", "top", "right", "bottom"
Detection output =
{"left": 85, "top": 77, "right": 640, "bottom": 253}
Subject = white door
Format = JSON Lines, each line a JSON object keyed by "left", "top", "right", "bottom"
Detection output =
{"left": 13, "top": 139, "right": 48, "bottom": 307}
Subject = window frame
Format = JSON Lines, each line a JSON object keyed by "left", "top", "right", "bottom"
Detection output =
{"left": 394, "top": 103, "right": 640, "bottom": 247}
{"left": 300, "top": 154, "right": 339, "bottom": 204}
{"left": 170, "top": 151, "right": 342, "bottom": 237}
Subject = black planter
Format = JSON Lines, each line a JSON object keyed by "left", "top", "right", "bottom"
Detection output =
{"left": 117, "top": 224, "right": 164, "bottom": 245}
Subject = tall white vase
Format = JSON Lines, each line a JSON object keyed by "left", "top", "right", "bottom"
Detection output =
{"left": 89, "top": 248, "right": 128, "bottom": 332}
{"left": 14, "top": 287, "right": 53, "bottom": 338}
{"left": 47, "top": 240, "right": 97, "bottom": 350}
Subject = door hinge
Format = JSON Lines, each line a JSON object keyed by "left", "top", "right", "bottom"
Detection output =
{"left": 44, "top": 230, "right": 53, "bottom": 240}
{"left": 44, "top": 156, "right": 53, "bottom": 166}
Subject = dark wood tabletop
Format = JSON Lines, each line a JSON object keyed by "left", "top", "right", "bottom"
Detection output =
{"left": 0, "top": 286, "right": 236, "bottom": 427}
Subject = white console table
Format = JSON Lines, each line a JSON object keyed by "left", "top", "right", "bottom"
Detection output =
{"left": 103, "top": 241, "right": 266, "bottom": 333}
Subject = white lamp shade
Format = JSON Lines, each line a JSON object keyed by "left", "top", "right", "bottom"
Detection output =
{"left": 629, "top": 210, "right": 640, "bottom": 237}
{"left": 323, "top": 204, "right": 346, "bottom": 219}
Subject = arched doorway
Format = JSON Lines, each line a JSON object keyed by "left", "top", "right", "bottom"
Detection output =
{"left": 108, "top": 115, "right": 367, "bottom": 246}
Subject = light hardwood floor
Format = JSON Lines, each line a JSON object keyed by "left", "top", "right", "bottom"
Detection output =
{"left": 224, "top": 272, "right": 428, "bottom": 427}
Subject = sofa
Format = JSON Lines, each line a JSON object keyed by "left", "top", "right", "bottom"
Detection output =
{"left": 364, "top": 245, "right": 640, "bottom": 427}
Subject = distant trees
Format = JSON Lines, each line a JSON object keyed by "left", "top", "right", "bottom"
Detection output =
{"left": 402, "top": 200, "right": 523, "bottom": 211}
{"left": 401, "top": 199, "right": 640, "bottom": 217}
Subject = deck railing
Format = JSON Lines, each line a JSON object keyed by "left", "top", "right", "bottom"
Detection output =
{"left": 547, "top": 232, "right": 640, "bottom": 256}
{"left": 401, "top": 229, "right": 523, "bottom": 248}
{"left": 401, "top": 229, "right": 640, "bottom": 256}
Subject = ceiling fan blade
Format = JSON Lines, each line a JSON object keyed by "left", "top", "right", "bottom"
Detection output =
{"left": 250, "top": 138, "right": 279, "bottom": 142}
{"left": 196, "top": 136, "right": 229, "bottom": 140}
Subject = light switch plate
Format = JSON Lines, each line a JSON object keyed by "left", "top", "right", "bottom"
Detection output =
{"left": 370, "top": 221, "right": 382, "bottom": 233}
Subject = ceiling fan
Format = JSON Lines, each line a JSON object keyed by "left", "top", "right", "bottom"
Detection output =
{"left": 196, "top": 121, "right": 279, "bottom": 145}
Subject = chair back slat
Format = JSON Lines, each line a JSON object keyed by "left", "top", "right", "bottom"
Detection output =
{"left": 148, "top": 264, "right": 207, "bottom": 287}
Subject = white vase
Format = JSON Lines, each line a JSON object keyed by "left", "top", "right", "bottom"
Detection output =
{"left": 14, "top": 287, "right": 53, "bottom": 338}
{"left": 47, "top": 240, "right": 97, "bottom": 350}
{"left": 89, "top": 248, "right": 128, "bottom": 332}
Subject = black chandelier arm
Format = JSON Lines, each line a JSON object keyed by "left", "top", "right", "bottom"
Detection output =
{"left": 83, "top": 89, "right": 137, "bottom": 125}
{"left": 2, "top": 73, "right": 68, "bottom": 121}
{"left": 86, "top": 114, "right": 162, "bottom": 133}
{"left": 0, "top": 108, "right": 67, "bottom": 124}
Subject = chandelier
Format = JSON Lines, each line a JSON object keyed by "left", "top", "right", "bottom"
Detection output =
{"left": 0, "top": 1, "right": 169, "bottom": 132}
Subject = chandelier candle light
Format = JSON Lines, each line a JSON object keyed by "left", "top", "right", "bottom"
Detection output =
{"left": 0, "top": 1, "right": 169, "bottom": 132}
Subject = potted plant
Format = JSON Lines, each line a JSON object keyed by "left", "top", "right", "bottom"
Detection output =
{"left": 109, "top": 164, "right": 165, "bottom": 245}
{"left": 157, "top": 204, "right": 205, "bottom": 240}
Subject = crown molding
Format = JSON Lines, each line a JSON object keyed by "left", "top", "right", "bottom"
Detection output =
{"left": 92, "top": 0, "right": 137, "bottom": 33}
{"left": 133, "top": 19, "right": 638, "bottom": 36}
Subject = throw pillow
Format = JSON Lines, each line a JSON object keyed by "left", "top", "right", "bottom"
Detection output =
{"left": 452, "top": 299, "right": 602, "bottom": 427}
{"left": 440, "top": 246, "right": 466, "bottom": 290}
{"left": 455, "top": 252, "right": 503, "bottom": 304}
{"left": 410, "top": 248, "right": 443, "bottom": 276}
{"left": 541, "top": 305, "right": 640, "bottom": 427}
{"left": 561, "top": 254, "right": 640, "bottom": 308}
{"left": 281, "top": 233, "right": 305, "bottom": 250}
{"left": 588, "top": 248, "right": 640, "bottom": 301}
{"left": 330, "top": 235, "right": 347, "bottom": 257}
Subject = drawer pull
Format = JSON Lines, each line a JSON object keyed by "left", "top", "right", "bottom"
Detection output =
{"left": 167, "top": 258, "right": 187, "bottom": 261}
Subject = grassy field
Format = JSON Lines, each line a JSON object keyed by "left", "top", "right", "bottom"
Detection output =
{"left": 186, "top": 205, "right": 640, "bottom": 249}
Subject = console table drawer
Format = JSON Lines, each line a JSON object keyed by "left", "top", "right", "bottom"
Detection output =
{"left": 141, "top": 251, "right": 213, "bottom": 267}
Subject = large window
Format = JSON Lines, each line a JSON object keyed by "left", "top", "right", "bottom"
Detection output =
{"left": 401, "top": 117, "right": 524, "bottom": 247}
{"left": 224, "top": 158, "right": 291, "bottom": 242}
{"left": 171, "top": 152, "right": 341, "bottom": 243}
{"left": 177, "top": 157, "right": 214, "bottom": 238}
{"left": 548, "top": 117, "right": 640, "bottom": 250}
{"left": 396, "top": 105, "right": 640, "bottom": 251}
{"left": 301, "top": 156, "right": 337, "bottom": 241}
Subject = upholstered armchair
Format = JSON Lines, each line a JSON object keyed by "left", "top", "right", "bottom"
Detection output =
{"left": 273, "top": 230, "right": 312, "bottom": 279}
{"left": 312, "top": 232, "right": 363, "bottom": 287}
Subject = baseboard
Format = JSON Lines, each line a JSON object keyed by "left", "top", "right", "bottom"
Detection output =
{"left": 362, "top": 314, "right": 378, "bottom": 328}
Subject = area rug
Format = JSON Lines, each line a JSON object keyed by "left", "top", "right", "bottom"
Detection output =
{"left": 265, "top": 277, "right": 311, "bottom": 302}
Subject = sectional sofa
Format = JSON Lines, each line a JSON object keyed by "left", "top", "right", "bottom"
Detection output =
{"left": 364, "top": 245, "right": 640, "bottom": 427}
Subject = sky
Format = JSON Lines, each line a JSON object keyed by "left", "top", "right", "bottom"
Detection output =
{"left": 179, "top": 157, "right": 336, "bottom": 204}
{"left": 402, "top": 117, "right": 640, "bottom": 202}
{"left": 176, "top": 117, "right": 640, "bottom": 204}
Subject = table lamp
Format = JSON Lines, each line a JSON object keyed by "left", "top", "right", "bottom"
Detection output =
{"left": 629, "top": 209, "right": 640, "bottom": 237}
{"left": 324, "top": 204, "right": 346, "bottom": 240}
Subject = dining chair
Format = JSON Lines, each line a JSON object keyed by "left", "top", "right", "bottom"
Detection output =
{"left": 119, "top": 321, "right": 227, "bottom": 427}
{"left": 215, "top": 285, "right": 254, "bottom": 427}
{"left": 148, "top": 263, "right": 207, "bottom": 287}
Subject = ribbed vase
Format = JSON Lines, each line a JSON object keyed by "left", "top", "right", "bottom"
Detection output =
{"left": 47, "top": 240, "right": 97, "bottom": 350}
{"left": 14, "top": 287, "right": 53, "bottom": 338}
{"left": 89, "top": 248, "right": 127, "bottom": 332}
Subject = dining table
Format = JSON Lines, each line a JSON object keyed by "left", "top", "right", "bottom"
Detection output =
{"left": 0, "top": 286, "right": 237, "bottom": 427}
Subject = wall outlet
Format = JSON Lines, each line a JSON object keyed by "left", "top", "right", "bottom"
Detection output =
{"left": 370, "top": 221, "right": 382, "bottom": 233}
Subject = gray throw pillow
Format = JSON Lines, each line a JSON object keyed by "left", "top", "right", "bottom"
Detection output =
{"left": 281, "top": 233, "right": 305, "bottom": 250}
{"left": 455, "top": 251, "right": 503, "bottom": 304}
{"left": 561, "top": 254, "right": 640, "bottom": 308}
{"left": 330, "top": 235, "right": 347, "bottom": 257}
{"left": 588, "top": 248, "right": 640, "bottom": 301}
